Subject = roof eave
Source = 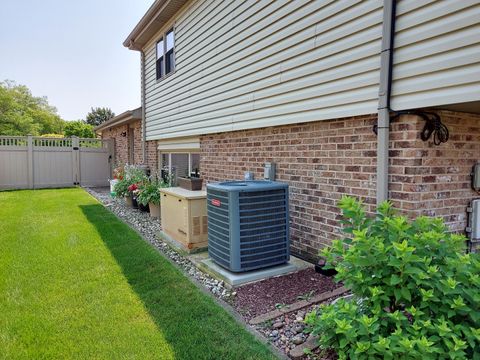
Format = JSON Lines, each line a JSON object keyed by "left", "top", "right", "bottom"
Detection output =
{"left": 123, "top": 0, "right": 188, "bottom": 51}
{"left": 94, "top": 107, "right": 142, "bottom": 132}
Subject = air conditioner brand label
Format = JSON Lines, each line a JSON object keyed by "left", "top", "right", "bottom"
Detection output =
{"left": 211, "top": 199, "right": 221, "bottom": 207}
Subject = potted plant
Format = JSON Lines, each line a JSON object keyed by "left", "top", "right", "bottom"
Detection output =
{"left": 137, "top": 178, "right": 167, "bottom": 218}
{"left": 114, "top": 164, "right": 148, "bottom": 208}
{"left": 178, "top": 168, "right": 203, "bottom": 191}
{"left": 113, "top": 177, "right": 129, "bottom": 202}
{"left": 127, "top": 183, "right": 139, "bottom": 209}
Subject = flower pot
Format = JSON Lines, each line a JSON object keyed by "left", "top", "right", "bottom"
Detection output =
{"left": 149, "top": 202, "right": 161, "bottom": 219}
{"left": 178, "top": 177, "right": 203, "bottom": 191}
{"left": 132, "top": 196, "right": 139, "bottom": 209}
{"left": 139, "top": 202, "right": 149, "bottom": 212}
{"left": 125, "top": 195, "right": 133, "bottom": 207}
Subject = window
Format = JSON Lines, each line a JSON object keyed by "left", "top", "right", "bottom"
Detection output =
{"left": 156, "top": 28, "right": 175, "bottom": 80}
{"left": 160, "top": 152, "right": 200, "bottom": 185}
{"left": 156, "top": 39, "right": 164, "bottom": 79}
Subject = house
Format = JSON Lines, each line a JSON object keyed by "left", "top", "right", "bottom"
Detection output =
{"left": 123, "top": 0, "right": 480, "bottom": 261}
{"left": 94, "top": 107, "right": 158, "bottom": 172}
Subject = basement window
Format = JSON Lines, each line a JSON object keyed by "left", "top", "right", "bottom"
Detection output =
{"left": 156, "top": 28, "right": 175, "bottom": 80}
{"left": 161, "top": 152, "right": 200, "bottom": 185}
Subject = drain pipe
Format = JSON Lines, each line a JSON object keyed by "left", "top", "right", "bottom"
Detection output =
{"left": 376, "top": 0, "right": 397, "bottom": 205}
{"left": 141, "top": 50, "right": 147, "bottom": 165}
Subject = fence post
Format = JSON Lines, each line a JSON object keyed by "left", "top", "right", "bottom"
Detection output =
{"left": 27, "top": 135, "right": 34, "bottom": 189}
{"left": 72, "top": 136, "right": 80, "bottom": 185}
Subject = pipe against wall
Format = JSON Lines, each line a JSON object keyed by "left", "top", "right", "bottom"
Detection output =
{"left": 376, "top": 0, "right": 396, "bottom": 205}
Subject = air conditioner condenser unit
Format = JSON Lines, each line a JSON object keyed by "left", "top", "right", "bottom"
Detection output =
{"left": 207, "top": 181, "right": 290, "bottom": 272}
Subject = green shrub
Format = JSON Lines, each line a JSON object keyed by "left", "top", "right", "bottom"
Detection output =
{"left": 136, "top": 177, "right": 168, "bottom": 206}
{"left": 113, "top": 178, "right": 129, "bottom": 198}
{"left": 305, "top": 196, "right": 480, "bottom": 359}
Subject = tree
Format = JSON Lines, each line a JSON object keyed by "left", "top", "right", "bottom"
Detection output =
{"left": 0, "top": 80, "right": 64, "bottom": 136}
{"left": 85, "top": 107, "right": 115, "bottom": 127}
{"left": 64, "top": 120, "right": 95, "bottom": 138}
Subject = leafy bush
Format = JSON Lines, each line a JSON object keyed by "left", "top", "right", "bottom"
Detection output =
{"left": 305, "top": 196, "right": 480, "bottom": 359}
{"left": 113, "top": 177, "right": 129, "bottom": 198}
{"left": 136, "top": 177, "right": 168, "bottom": 206}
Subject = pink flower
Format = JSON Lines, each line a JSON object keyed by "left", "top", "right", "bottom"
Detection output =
{"left": 128, "top": 183, "right": 138, "bottom": 192}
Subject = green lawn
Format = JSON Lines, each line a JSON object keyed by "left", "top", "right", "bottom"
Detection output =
{"left": 0, "top": 188, "right": 276, "bottom": 360}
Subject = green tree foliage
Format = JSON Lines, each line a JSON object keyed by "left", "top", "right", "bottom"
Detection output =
{"left": 0, "top": 80, "right": 64, "bottom": 136}
{"left": 305, "top": 196, "right": 480, "bottom": 359}
{"left": 85, "top": 107, "right": 115, "bottom": 127}
{"left": 63, "top": 120, "right": 95, "bottom": 138}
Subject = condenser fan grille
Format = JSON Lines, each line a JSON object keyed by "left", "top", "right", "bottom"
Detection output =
{"left": 238, "top": 188, "right": 288, "bottom": 269}
{"left": 207, "top": 181, "right": 289, "bottom": 272}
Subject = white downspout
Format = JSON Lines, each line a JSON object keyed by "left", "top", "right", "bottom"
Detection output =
{"left": 376, "top": 0, "right": 396, "bottom": 205}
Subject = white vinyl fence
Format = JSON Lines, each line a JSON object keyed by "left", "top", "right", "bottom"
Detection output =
{"left": 0, "top": 136, "right": 113, "bottom": 190}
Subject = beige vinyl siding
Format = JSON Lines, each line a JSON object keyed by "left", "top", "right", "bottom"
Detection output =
{"left": 143, "top": 0, "right": 383, "bottom": 140}
{"left": 390, "top": 0, "right": 480, "bottom": 110}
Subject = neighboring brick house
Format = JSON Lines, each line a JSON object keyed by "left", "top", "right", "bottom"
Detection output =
{"left": 122, "top": 0, "right": 480, "bottom": 260}
{"left": 95, "top": 107, "right": 158, "bottom": 173}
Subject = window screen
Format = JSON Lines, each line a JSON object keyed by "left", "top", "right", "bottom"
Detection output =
{"left": 165, "top": 29, "right": 175, "bottom": 74}
{"left": 171, "top": 153, "right": 189, "bottom": 185}
{"left": 156, "top": 39, "right": 164, "bottom": 80}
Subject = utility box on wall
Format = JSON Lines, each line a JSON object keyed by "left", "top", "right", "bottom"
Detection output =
{"left": 160, "top": 187, "right": 208, "bottom": 252}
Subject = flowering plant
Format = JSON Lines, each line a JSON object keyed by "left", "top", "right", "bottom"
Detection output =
{"left": 113, "top": 164, "right": 147, "bottom": 197}
{"left": 113, "top": 164, "right": 124, "bottom": 180}
{"left": 127, "top": 183, "right": 138, "bottom": 192}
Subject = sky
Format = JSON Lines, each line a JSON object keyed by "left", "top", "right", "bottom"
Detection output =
{"left": 0, "top": 0, "right": 152, "bottom": 120}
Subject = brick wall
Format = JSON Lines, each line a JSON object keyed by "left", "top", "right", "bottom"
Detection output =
{"left": 201, "top": 115, "right": 378, "bottom": 261}
{"left": 389, "top": 111, "right": 480, "bottom": 234}
{"left": 101, "top": 120, "right": 158, "bottom": 173}
{"left": 200, "top": 110, "right": 480, "bottom": 260}
{"left": 101, "top": 124, "right": 130, "bottom": 166}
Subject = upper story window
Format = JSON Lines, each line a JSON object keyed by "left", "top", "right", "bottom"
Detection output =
{"left": 156, "top": 28, "right": 175, "bottom": 80}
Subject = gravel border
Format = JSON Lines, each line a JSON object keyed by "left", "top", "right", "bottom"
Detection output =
{"left": 84, "top": 187, "right": 236, "bottom": 299}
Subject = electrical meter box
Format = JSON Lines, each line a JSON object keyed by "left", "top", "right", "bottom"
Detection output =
{"left": 160, "top": 187, "right": 208, "bottom": 252}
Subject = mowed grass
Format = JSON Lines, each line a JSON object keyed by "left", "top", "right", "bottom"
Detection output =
{"left": 0, "top": 188, "right": 276, "bottom": 360}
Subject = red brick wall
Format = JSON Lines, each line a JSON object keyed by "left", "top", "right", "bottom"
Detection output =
{"left": 200, "top": 115, "right": 378, "bottom": 260}
{"left": 101, "top": 124, "right": 130, "bottom": 166}
{"left": 200, "top": 110, "right": 480, "bottom": 260}
{"left": 389, "top": 111, "right": 480, "bottom": 233}
{"left": 101, "top": 120, "right": 158, "bottom": 173}
{"left": 145, "top": 140, "right": 159, "bottom": 174}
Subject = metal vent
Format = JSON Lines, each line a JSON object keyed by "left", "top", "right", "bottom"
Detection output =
{"left": 207, "top": 181, "right": 289, "bottom": 272}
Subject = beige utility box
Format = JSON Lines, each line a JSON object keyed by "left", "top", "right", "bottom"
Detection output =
{"left": 159, "top": 187, "right": 208, "bottom": 252}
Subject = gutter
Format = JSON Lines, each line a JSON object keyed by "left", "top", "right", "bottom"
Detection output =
{"left": 376, "top": 0, "right": 396, "bottom": 205}
{"left": 141, "top": 51, "right": 147, "bottom": 164}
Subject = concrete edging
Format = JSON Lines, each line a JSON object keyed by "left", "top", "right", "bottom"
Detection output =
{"left": 249, "top": 286, "right": 349, "bottom": 325}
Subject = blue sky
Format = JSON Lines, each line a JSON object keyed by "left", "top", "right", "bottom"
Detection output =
{"left": 0, "top": 0, "right": 152, "bottom": 120}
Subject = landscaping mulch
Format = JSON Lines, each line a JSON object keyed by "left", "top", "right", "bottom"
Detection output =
{"left": 234, "top": 268, "right": 342, "bottom": 320}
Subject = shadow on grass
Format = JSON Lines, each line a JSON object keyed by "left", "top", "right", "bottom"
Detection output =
{"left": 80, "top": 204, "right": 275, "bottom": 360}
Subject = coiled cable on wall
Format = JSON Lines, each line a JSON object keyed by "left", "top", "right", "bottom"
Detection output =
{"left": 389, "top": 110, "right": 449, "bottom": 145}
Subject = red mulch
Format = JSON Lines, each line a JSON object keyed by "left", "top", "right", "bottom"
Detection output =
{"left": 233, "top": 268, "right": 342, "bottom": 319}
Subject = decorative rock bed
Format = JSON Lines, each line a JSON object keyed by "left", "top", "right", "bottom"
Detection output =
{"left": 85, "top": 187, "right": 234, "bottom": 299}
{"left": 85, "top": 187, "right": 346, "bottom": 359}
